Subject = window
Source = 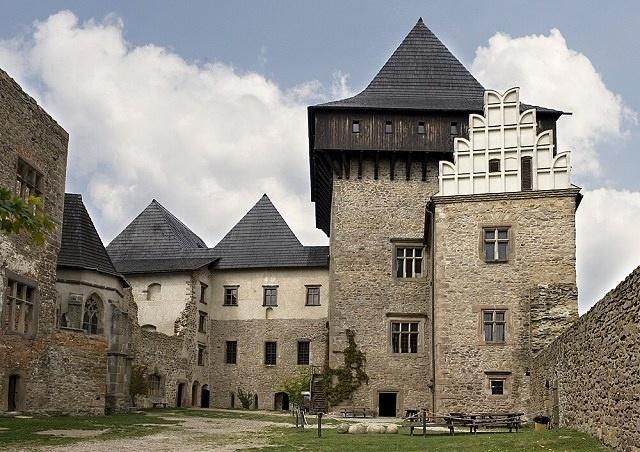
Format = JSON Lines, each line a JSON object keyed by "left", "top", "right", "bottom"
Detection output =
{"left": 297, "top": 341, "right": 310, "bottom": 365}
{"left": 146, "top": 283, "right": 161, "bottom": 301}
{"left": 450, "top": 122, "right": 458, "bottom": 135}
{"left": 306, "top": 286, "right": 320, "bottom": 306}
{"left": 198, "top": 311, "right": 208, "bottom": 333}
{"left": 484, "top": 228, "right": 509, "bottom": 262}
{"left": 82, "top": 295, "right": 103, "bottom": 335}
{"left": 352, "top": 120, "right": 360, "bottom": 133}
{"left": 417, "top": 121, "right": 425, "bottom": 134}
{"left": 264, "top": 341, "right": 277, "bottom": 365}
{"left": 4, "top": 278, "right": 36, "bottom": 334}
{"left": 263, "top": 287, "right": 278, "bottom": 307}
{"left": 197, "top": 344, "right": 207, "bottom": 366}
{"left": 490, "top": 379, "right": 505, "bottom": 395}
{"left": 15, "top": 158, "right": 43, "bottom": 201}
{"left": 224, "top": 286, "right": 238, "bottom": 306}
{"left": 199, "top": 282, "right": 208, "bottom": 304}
{"left": 395, "top": 246, "right": 424, "bottom": 278}
{"left": 488, "top": 159, "right": 501, "bottom": 173}
{"left": 483, "top": 310, "right": 506, "bottom": 343}
{"left": 391, "top": 322, "right": 419, "bottom": 354}
{"left": 148, "top": 374, "right": 162, "bottom": 397}
{"left": 521, "top": 156, "right": 533, "bottom": 191}
{"left": 225, "top": 341, "right": 237, "bottom": 364}
{"left": 385, "top": 120, "right": 393, "bottom": 134}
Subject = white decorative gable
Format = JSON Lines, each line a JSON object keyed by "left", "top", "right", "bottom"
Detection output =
{"left": 437, "top": 88, "right": 571, "bottom": 196}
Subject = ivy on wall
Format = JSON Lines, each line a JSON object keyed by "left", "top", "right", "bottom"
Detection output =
{"left": 323, "top": 329, "right": 369, "bottom": 406}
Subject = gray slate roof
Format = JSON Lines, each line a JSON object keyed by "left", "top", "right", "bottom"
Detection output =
{"left": 58, "top": 193, "right": 124, "bottom": 280}
{"left": 106, "top": 199, "right": 217, "bottom": 274}
{"left": 211, "top": 194, "right": 329, "bottom": 269}
{"left": 314, "top": 18, "right": 563, "bottom": 115}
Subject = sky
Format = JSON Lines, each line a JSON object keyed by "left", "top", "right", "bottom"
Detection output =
{"left": 0, "top": 1, "right": 638, "bottom": 314}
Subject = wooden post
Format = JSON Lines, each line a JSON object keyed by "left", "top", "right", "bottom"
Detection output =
{"left": 318, "top": 412, "right": 322, "bottom": 437}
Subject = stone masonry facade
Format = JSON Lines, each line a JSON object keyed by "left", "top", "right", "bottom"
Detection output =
{"left": 531, "top": 266, "right": 640, "bottom": 451}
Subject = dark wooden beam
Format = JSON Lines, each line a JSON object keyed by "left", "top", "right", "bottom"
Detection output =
{"left": 323, "top": 152, "right": 341, "bottom": 180}
{"left": 421, "top": 153, "right": 427, "bottom": 182}
{"left": 406, "top": 152, "right": 412, "bottom": 181}
{"left": 374, "top": 151, "right": 379, "bottom": 180}
{"left": 342, "top": 152, "right": 350, "bottom": 179}
{"left": 390, "top": 152, "right": 396, "bottom": 181}
{"left": 358, "top": 151, "right": 363, "bottom": 179}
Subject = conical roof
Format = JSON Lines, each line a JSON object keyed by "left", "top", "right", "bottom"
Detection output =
{"left": 106, "top": 199, "right": 216, "bottom": 274}
{"left": 212, "top": 194, "right": 328, "bottom": 269}
{"left": 58, "top": 193, "right": 122, "bottom": 278}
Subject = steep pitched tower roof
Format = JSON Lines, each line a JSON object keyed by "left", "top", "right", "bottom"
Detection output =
{"left": 58, "top": 193, "right": 121, "bottom": 277}
{"left": 212, "top": 194, "right": 328, "bottom": 269}
{"left": 317, "top": 18, "right": 485, "bottom": 111}
{"left": 106, "top": 199, "right": 216, "bottom": 274}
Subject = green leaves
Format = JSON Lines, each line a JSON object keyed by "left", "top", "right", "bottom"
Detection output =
{"left": 281, "top": 371, "right": 310, "bottom": 408}
{"left": 0, "top": 186, "right": 54, "bottom": 245}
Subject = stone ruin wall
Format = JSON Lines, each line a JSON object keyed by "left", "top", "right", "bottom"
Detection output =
{"left": 531, "top": 265, "right": 640, "bottom": 451}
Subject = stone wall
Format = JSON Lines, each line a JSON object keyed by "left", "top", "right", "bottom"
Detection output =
{"left": 329, "top": 157, "right": 438, "bottom": 414}
{"left": 531, "top": 266, "right": 640, "bottom": 451}
{"left": 433, "top": 190, "right": 579, "bottom": 416}
{"left": 209, "top": 318, "right": 327, "bottom": 410}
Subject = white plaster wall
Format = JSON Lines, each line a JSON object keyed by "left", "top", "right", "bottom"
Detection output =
{"left": 128, "top": 272, "right": 191, "bottom": 335}
{"left": 210, "top": 267, "right": 329, "bottom": 320}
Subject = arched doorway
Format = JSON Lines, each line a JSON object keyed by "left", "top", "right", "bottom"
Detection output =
{"left": 176, "top": 383, "right": 185, "bottom": 408}
{"left": 8, "top": 375, "right": 20, "bottom": 411}
{"left": 191, "top": 381, "right": 199, "bottom": 407}
{"left": 200, "top": 385, "right": 210, "bottom": 408}
{"left": 274, "top": 392, "right": 289, "bottom": 411}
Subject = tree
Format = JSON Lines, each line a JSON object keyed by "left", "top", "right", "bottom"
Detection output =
{"left": 281, "top": 370, "right": 310, "bottom": 408}
{"left": 0, "top": 186, "right": 53, "bottom": 245}
{"left": 236, "top": 388, "right": 255, "bottom": 409}
{"left": 129, "top": 364, "right": 149, "bottom": 406}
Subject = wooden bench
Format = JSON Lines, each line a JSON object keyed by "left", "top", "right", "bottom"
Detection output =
{"left": 402, "top": 412, "right": 453, "bottom": 436}
{"left": 340, "top": 407, "right": 367, "bottom": 418}
{"left": 447, "top": 412, "right": 523, "bottom": 434}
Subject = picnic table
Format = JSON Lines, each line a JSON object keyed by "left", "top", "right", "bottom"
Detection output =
{"left": 340, "top": 407, "right": 368, "bottom": 418}
{"left": 401, "top": 410, "right": 523, "bottom": 436}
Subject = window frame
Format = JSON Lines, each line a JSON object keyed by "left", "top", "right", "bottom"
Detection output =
{"left": 223, "top": 285, "right": 239, "bottom": 306}
{"left": 393, "top": 241, "right": 425, "bottom": 279}
{"left": 197, "top": 311, "right": 208, "bottom": 334}
{"left": 384, "top": 120, "right": 393, "bottom": 134}
{"left": 490, "top": 378, "right": 505, "bottom": 395}
{"left": 482, "top": 310, "right": 506, "bottom": 344}
{"left": 297, "top": 340, "right": 310, "bottom": 365}
{"left": 264, "top": 341, "right": 277, "bottom": 365}
{"left": 15, "top": 157, "right": 44, "bottom": 202}
{"left": 482, "top": 227, "right": 510, "bottom": 263}
{"left": 2, "top": 272, "right": 38, "bottom": 336}
{"left": 197, "top": 343, "right": 207, "bottom": 366}
{"left": 417, "top": 121, "right": 426, "bottom": 135}
{"left": 352, "top": 120, "right": 360, "bottom": 134}
{"left": 450, "top": 122, "right": 458, "bottom": 135}
{"left": 390, "top": 321, "right": 420, "bottom": 354}
{"left": 305, "top": 285, "right": 321, "bottom": 306}
{"left": 225, "top": 340, "right": 237, "bottom": 365}
{"left": 199, "top": 282, "right": 208, "bottom": 304}
{"left": 263, "top": 286, "right": 278, "bottom": 307}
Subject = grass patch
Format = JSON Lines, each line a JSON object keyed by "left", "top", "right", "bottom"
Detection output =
{"left": 252, "top": 425, "right": 609, "bottom": 451}
{"left": 0, "top": 413, "right": 180, "bottom": 448}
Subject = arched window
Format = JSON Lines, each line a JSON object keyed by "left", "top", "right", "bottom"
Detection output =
{"left": 147, "top": 283, "right": 162, "bottom": 301}
{"left": 148, "top": 373, "right": 162, "bottom": 397}
{"left": 82, "top": 295, "right": 103, "bottom": 335}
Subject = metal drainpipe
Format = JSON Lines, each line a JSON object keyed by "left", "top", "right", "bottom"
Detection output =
{"left": 427, "top": 200, "right": 437, "bottom": 415}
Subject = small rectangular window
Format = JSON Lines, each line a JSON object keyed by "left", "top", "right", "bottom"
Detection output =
{"left": 450, "top": 122, "right": 458, "bottom": 135}
{"left": 352, "top": 120, "right": 360, "bottom": 133}
{"left": 264, "top": 341, "right": 277, "bottom": 365}
{"left": 385, "top": 120, "right": 393, "bottom": 134}
{"left": 490, "top": 379, "right": 505, "bottom": 395}
{"left": 197, "top": 344, "right": 207, "bottom": 366}
{"left": 263, "top": 287, "right": 278, "bottom": 306}
{"left": 417, "top": 121, "right": 425, "bottom": 134}
{"left": 484, "top": 228, "right": 509, "bottom": 262}
{"left": 395, "top": 246, "right": 424, "bottom": 278}
{"left": 489, "top": 159, "right": 501, "bottom": 173}
{"left": 297, "top": 341, "right": 310, "bottom": 365}
{"left": 4, "top": 278, "right": 37, "bottom": 334}
{"left": 483, "top": 310, "right": 506, "bottom": 343}
{"left": 391, "top": 322, "right": 419, "bottom": 354}
{"left": 199, "top": 282, "right": 208, "bottom": 304}
{"left": 306, "top": 287, "right": 320, "bottom": 306}
{"left": 521, "top": 156, "right": 533, "bottom": 191}
{"left": 15, "top": 158, "right": 43, "bottom": 201}
{"left": 198, "top": 311, "right": 208, "bottom": 333}
{"left": 225, "top": 341, "right": 237, "bottom": 364}
{"left": 224, "top": 286, "right": 238, "bottom": 306}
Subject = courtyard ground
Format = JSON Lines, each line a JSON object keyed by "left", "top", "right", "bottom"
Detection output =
{"left": 0, "top": 408, "right": 609, "bottom": 451}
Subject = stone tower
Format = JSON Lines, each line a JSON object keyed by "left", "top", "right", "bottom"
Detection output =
{"left": 308, "top": 19, "right": 577, "bottom": 416}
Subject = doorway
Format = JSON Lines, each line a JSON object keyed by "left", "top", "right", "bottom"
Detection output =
{"left": 200, "top": 385, "right": 210, "bottom": 408}
{"left": 378, "top": 392, "right": 397, "bottom": 417}
{"left": 274, "top": 392, "right": 289, "bottom": 411}
{"left": 176, "top": 383, "right": 185, "bottom": 408}
{"left": 8, "top": 375, "right": 19, "bottom": 412}
{"left": 191, "top": 381, "right": 199, "bottom": 407}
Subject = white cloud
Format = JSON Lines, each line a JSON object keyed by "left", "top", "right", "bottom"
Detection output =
{"left": 0, "top": 11, "right": 348, "bottom": 246}
{"left": 576, "top": 189, "right": 640, "bottom": 313}
{"left": 471, "top": 29, "right": 635, "bottom": 177}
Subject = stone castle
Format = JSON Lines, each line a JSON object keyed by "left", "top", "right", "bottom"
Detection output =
{"left": 0, "top": 19, "right": 638, "bottom": 451}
